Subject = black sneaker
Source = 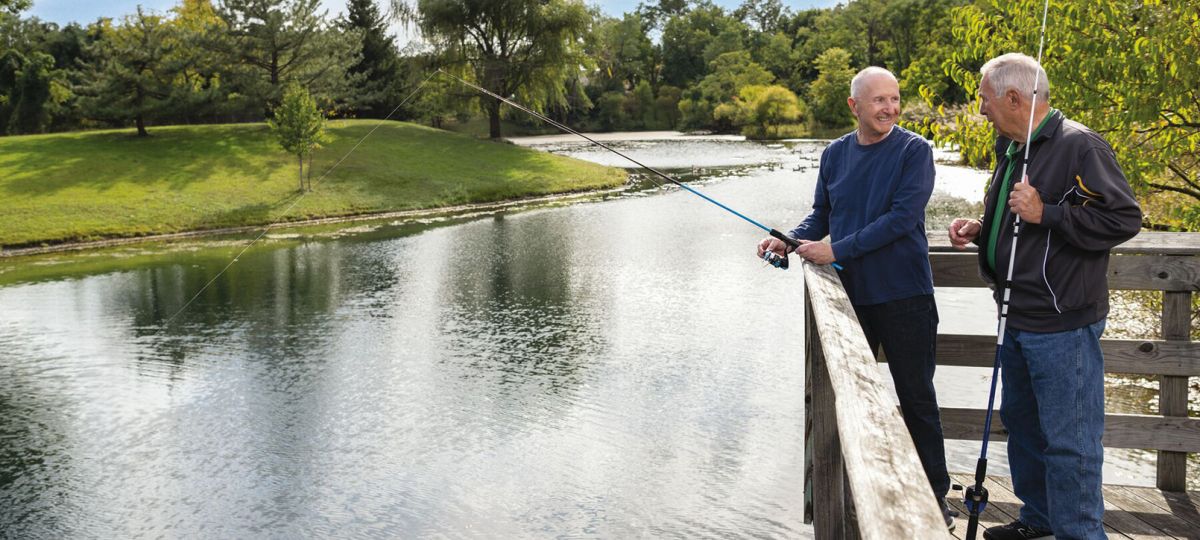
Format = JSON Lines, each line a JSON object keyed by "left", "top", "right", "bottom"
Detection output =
{"left": 938, "top": 498, "right": 958, "bottom": 531}
{"left": 982, "top": 520, "right": 1053, "bottom": 539}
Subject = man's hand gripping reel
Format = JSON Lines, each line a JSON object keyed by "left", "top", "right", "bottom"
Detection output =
{"left": 762, "top": 229, "right": 800, "bottom": 270}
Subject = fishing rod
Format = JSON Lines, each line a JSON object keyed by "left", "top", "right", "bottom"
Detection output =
{"left": 961, "top": 0, "right": 1052, "bottom": 538}
{"left": 436, "top": 69, "right": 817, "bottom": 270}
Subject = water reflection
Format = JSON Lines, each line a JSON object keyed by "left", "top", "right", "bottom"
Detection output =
{"left": 2, "top": 135, "right": 1189, "bottom": 539}
{"left": 1, "top": 158, "right": 811, "bottom": 537}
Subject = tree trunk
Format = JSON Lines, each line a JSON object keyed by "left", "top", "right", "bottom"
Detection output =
{"left": 306, "top": 152, "right": 313, "bottom": 191}
{"left": 136, "top": 114, "right": 148, "bottom": 137}
{"left": 298, "top": 154, "right": 304, "bottom": 191}
{"left": 487, "top": 97, "right": 502, "bottom": 139}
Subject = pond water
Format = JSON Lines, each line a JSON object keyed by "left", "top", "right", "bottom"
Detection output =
{"left": 0, "top": 133, "right": 1189, "bottom": 539}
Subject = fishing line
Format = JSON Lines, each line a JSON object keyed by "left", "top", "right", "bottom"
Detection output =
{"left": 435, "top": 69, "right": 809, "bottom": 267}
{"left": 962, "top": 0, "right": 1051, "bottom": 537}
{"left": 162, "top": 70, "right": 440, "bottom": 326}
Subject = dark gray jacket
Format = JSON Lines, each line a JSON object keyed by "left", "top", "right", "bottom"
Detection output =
{"left": 976, "top": 110, "right": 1142, "bottom": 332}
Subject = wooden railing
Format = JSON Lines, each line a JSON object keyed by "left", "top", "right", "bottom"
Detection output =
{"left": 801, "top": 231, "right": 1199, "bottom": 537}
{"left": 929, "top": 231, "right": 1200, "bottom": 491}
{"left": 802, "top": 261, "right": 953, "bottom": 539}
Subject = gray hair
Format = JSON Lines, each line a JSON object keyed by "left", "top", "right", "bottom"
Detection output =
{"left": 850, "top": 67, "right": 897, "bottom": 99}
{"left": 980, "top": 53, "right": 1050, "bottom": 103}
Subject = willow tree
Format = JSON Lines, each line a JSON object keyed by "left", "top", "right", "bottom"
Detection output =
{"left": 916, "top": 0, "right": 1200, "bottom": 230}
{"left": 396, "top": 0, "right": 590, "bottom": 139}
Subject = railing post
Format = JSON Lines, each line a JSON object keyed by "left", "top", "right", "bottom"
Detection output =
{"left": 1157, "top": 290, "right": 1192, "bottom": 491}
{"left": 804, "top": 290, "right": 848, "bottom": 538}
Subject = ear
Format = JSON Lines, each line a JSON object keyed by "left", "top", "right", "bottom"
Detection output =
{"left": 1005, "top": 89, "right": 1022, "bottom": 108}
{"left": 846, "top": 96, "right": 856, "bottom": 112}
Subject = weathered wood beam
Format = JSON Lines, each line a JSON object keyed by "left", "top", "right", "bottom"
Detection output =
{"left": 803, "top": 263, "right": 951, "bottom": 539}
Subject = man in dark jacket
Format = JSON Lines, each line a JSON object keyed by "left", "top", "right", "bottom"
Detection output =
{"left": 949, "top": 53, "right": 1142, "bottom": 540}
{"left": 758, "top": 67, "right": 954, "bottom": 529}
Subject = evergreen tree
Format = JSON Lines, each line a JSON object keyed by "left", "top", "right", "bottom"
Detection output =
{"left": 342, "top": 0, "right": 404, "bottom": 118}
{"left": 77, "top": 8, "right": 175, "bottom": 136}
{"left": 218, "top": 0, "right": 362, "bottom": 114}
{"left": 7, "top": 50, "right": 54, "bottom": 133}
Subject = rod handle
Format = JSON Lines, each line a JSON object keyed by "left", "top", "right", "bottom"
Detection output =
{"left": 770, "top": 229, "right": 843, "bottom": 270}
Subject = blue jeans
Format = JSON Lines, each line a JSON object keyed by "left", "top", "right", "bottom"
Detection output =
{"left": 999, "top": 319, "right": 1107, "bottom": 540}
{"left": 854, "top": 294, "right": 950, "bottom": 499}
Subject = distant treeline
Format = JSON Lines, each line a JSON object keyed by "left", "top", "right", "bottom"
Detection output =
{"left": 2, "top": 0, "right": 1197, "bottom": 229}
{"left": 0, "top": 0, "right": 968, "bottom": 139}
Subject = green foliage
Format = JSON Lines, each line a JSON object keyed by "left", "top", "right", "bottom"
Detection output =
{"left": 921, "top": 0, "right": 1200, "bottom": 229}
{"left": 586, "top": 13, "right": 656, "bottom": 92}
{"left": 713, "top": 83, "right": 804, "bottom": 138}
{"left": 755, "top": 32, "right": 800, "bottom": 90}
{"left": 218, "top": 0, "right": 362, "bottom": 114}
{"left": 166, "top": 0, "right": 248, "bottom": 121}
{"left": 342, "top": 0, "right": 405, "bottom": 119}
{"left": 595, "top": 90, "right": 626, "bottom": 130}
{"left": 402, "top": 0, "right": 590, "bottom": 139}
{"left": 6, "top": 51, "right": 56, "bottom": 134}
{"left": 0, "top": 14, "right": 82, "bottom": 133}
{"left": 807, "top": 47, "right": 855, "bottom": 128}
{"left": 734, "top": 0, "right": 791, "bottom": 33}
{"left": 268, "top": 82, "right": 328, "bottom": 191}
{"left": 655, "top": 85, "right": 682, "bottom": 129}
{"left": 660, "top": 3, "right": 739, "bottom": 87}
{"left": 76, "top": 9, "right": 176, "bottom": 137}
{"left": 0, "top": 0, "right": 29, "bottom": 14}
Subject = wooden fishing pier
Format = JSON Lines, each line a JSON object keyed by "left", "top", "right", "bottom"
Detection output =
{"left": 801, "top": 231, "right": 1200, "bottom": 539}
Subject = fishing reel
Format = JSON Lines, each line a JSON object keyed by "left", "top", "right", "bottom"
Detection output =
{"left": 762, "top": 249, "right": 789, "bottom": 270}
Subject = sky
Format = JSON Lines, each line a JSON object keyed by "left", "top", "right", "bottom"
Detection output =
{"left": 25, "top": 0, "right": 842, "bottom": 27}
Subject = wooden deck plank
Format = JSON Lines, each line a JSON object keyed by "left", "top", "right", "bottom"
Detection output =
{"left": 1101, "top": 485, "right": 1194, "bottom": 539}
{"left": 945, "top": 475, "right": 1200, "bottom": 539}
{"left": 989, "top": 476, "right": 1132, "bottom": 539}
{"left": 1125, "top": 488, "right": 1200, "bottom": 532}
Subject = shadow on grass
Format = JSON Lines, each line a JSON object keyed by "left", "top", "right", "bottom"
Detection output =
{"left": 0, "top": 126, "right": 277, "bottom": 196}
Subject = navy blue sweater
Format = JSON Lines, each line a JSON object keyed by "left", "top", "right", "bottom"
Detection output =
{"left": 789, "top": 126, "right": 935, "bottom": 306}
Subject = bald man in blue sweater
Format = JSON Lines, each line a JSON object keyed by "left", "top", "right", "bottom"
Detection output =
{"left": 757, "top": 66, "right": 952, "bottom": 528}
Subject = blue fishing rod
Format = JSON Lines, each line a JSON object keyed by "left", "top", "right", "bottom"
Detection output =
{"left": 438, "top": 69, "right": 822, "bottom": 270}
{"left": 960, "top": 0, "right": 1052, "bottom": 538}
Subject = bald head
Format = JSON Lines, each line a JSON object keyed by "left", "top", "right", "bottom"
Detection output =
{"left": 850, "top": 67, "right": 898, "bottom": 99}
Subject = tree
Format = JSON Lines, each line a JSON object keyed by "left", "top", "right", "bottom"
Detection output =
{"left": 678, "top": 50, "right": 773, "bottom": 130}
{"left": 1, "top": 0, "right": 29, "bottom": 15}
{"left": 397, "top": 0, "right": 591, "bottom": 139}
{"left": 218, "top": 0, "right": 362, "bottom": 114}
{"left": 167, "top": 0, "right": 245, "bottom": 122}
{"left": 922, "top": 0, "right": 1200, "bottom": 229}
{"left": 807, "top": 47, "right": 854, "bottom": 128}
{"left": 342, "top": 0, "right": 404, "bottom": 118}
{"left": 713, "top": 84, "right": 802, "bottom": 138}
{"left": 655, "top": 84, "right": 682, "bottom": 128}
{"left": 586, "top": 13, "right": 656, "bottom": 92}
{"left": 734, "top": 0, "right": 790, "bottom": 33}
{"left": 6, "top": 50, "right": 56, "bottom": 133}
{"left": 268, "top": 82, "right": 328, "bottom": 191}
{"left": 634, "top": 0, "right": 689, "bottom": 31}
{"left": 660, "top": 3, "right": 739, "bottom": 87}
{"left": 76, "top": 8, "right": 175, "bottom": 136}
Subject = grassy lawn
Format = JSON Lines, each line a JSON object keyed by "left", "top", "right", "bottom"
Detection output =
{"left": 0, "top": 120, "right": 627, "bottom": 248}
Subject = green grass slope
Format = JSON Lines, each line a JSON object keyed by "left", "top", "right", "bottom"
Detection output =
{"left": 0, "top": 120, "right": 626, "bottom": 248}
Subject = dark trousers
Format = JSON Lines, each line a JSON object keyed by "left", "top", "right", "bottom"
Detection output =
{"left": 853, "top": 294, "right": 950, "bottom": 498}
